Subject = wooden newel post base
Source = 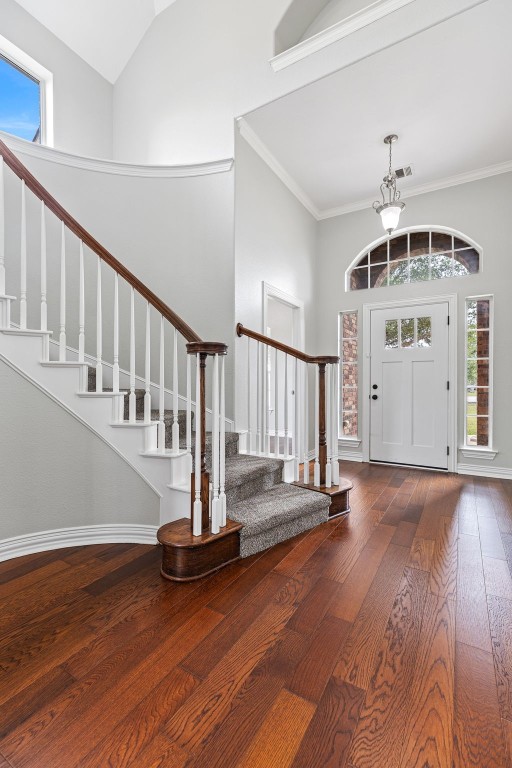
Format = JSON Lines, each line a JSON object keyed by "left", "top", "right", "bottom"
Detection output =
{"left": 190, "top": 471, "right": 210, "bottom": 532}
{"left": 318, "top": 363, "right": 327, "bottom": 486}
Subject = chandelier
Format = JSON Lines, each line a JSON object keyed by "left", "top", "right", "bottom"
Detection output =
{"left": 373, "top": 134, "right": 405, "bottom": 234}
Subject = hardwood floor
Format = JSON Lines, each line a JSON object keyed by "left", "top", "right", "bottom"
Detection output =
{"left": 1, "top": 463, "right": 511, "bottom": 767}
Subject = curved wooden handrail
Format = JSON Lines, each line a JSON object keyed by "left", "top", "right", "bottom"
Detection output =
{"left": 0, "top": 137, "right": 201, "bottom": 343}
{"left": 236, "top": 323, "right": 339, "bottom": 365}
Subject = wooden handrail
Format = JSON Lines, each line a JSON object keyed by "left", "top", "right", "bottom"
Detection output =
{"left": 0, "top": 137, "right": 201, "bottom": 343}
{"left": 236, "top": 323, "right": 339, "bottom": 365}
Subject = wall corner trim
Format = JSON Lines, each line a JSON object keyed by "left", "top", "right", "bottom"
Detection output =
{"left": 0, "top": 524, "right": 158, "bottom": 562}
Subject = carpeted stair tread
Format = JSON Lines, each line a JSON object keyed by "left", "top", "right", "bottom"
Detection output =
{"left": 224, "top": 454, "right": 283, "bottom": 489}
{"left": 228, "top": 482, "right": 330, "bottom": 538}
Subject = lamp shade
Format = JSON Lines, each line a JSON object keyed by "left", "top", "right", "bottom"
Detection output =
{"left": 376, "top": 202, "right": 405, "bottom": 234}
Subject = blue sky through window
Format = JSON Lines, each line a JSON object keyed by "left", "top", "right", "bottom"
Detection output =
{"left": 0, "top": 55, "right": 41, "bottom": 142}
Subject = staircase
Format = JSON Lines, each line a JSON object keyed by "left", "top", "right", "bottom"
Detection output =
{"left": 0, "top": 137, "right": 350, "bottom": 579}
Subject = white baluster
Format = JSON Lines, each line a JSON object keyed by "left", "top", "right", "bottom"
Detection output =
{"left": 20, "top": 180, "right": 27, "bottom": 329}
{"left": 172, "top": 328, "right": 179, "bottom": 453}
{"left": 284, "top": 354, "right": 289, "bottom": 460}
{"left": 247, "top": 338, "right": 252, "bottom": 453}
{"left": 112, "top": 272, "right": 119, "bottom": 391}
{"left": 263, "top": 345, "right": 269, "bottom": 455}
{"left": 40, "top": 202, "right": 47, "bottom": 334}
{"left": 144, "top": 301, "right": 151, "bottom": 422}
{"left": 256, "top": 341, "right": 261, "bottom": 454}
{"left": 314, "top": 366, "right": 320, "bottom": 486}
{"left": 211, "top": 353, "right": 220, "bottom": 534}
{"left": 331, "top": 364, "right": 340, "bottom": 485}
{"left": 78, "top": 242, "right": 85, "bottom": 363}
{"left": 0, "top": 157, "right": 5, "bottom": 295}
{"left": 325, "top": 363, "right": 332, "bottom": 487}
{"left": 219, "top": 353, "right": 226, "bottom": 527}
{"left": 274, "top": 347, "right": 279, "bottom": 457}
{"left": 193, "top": 353, "right": 202, "bottom": 536}
{"left": 158, "top": 315, "right": 165, "bottom": 451}
{"left": 59, "top": 222, "right": 66, "bottom": 360}
{"left": 303, "top": 362, "right": 310, "bottom": 484}
{"left": 293, "top": 356, "right": 299, "bottom": 481}
{"left": 96, "top": 257, "right": 103, "bottom": 392}
{"left": 186, "top": 353, "right": 192, "bottom": 468}
{"left": 129, "top": 286, "right": 136, "bottom": 421}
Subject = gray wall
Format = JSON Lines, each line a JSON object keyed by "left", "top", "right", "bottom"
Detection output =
{"left": 234, "top": 132, "right": 319, "bottom": 435}
{"left": 316, "top": 172, "right": 512, "bottom": 472}
{"left": 2, "top": 0, "right": 113, "bottom": 158}
{"left": 0, "top": 359, "right": 159, "bottom": 540}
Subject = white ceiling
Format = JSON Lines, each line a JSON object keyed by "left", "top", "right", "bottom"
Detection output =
{"left": 244, "top": 0, "right": 512, "bottom": 215}
{"left": 13, "top": 0, "right": 178, "bottom": 83}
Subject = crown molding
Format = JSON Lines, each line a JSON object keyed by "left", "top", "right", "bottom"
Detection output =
{"left": 270, "top": 0, "right": 419, "bottom": 72}
{"left": 237, "top": 119, "right": 321, "bottom": 219}
{"left": 0, "top": 132, "right": 234, "bottom": 178}
{"left": 318, "top": 160, "right": 512, "bottom": 220}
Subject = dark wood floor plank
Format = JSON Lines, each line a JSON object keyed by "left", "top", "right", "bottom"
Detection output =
{"left": 322, "top": 510, "right": 382, "bottom": 584}
{"left": 328, "top": 523, "right": 395, "bottom": 623}
{"left": 126, "top": 733, "right": 189, "bottom": 768}
{"left": 456, "top": 532, "right": 492, "bottom": 652}
{"left": 483, "top": 557, "right": 512, "bottom": 599}
{"left": 286, "top": 576, "right": 339, "bottom": 636}
{"left": 234, "top": 689, "right": 315, "bottom": 768}
{"left": 487, "top": 595, "right": 512, "bottom": 721}
{"left": 273, "top": 518, "right": 342, "bottom": 577}
{"left": 391, "top": 520, "right": 417, "bottom": 547}
{"left": 288, "top": 615, "right": 351, "bottom": 703}
{"left": 398, "top": 594, "right": 455, "bottom": 768}
{"left": 503, "top": 717, "right": 512, "bottom": 765}
{"left": 479, "top": 516, "right": 507, "bottom": 560}
{"left": 334, "top": 543, "right": 410, "bottom": 690}
{"left": 0, "top": 753, "right": 13, "bottom": 768}
{"left": 408, "top": 537, "right": 435, "bottom": 572}
{"left": 503, "top": 532, "right": 512, "bottom": 579}
{"left": 290, "top": 677, "right": 364, "bottom": 768}
{"left": 346, "top": 567, "right": 429, "bottom": 768}
{"left": 430, "top": 515, "right": 458, "bottom": 598}
{"left": 78, "top": 666, "right": 198, "bottom": 768}
{"left": 453, "top": 641, "right": 508, "bottom": 767}
{"left": 0, "top": 559, "right": 71, "bottom": 600}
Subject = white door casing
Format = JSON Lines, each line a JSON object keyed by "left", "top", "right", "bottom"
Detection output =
{"left": 362, "top": 295, "right": 457, "bottom": 471}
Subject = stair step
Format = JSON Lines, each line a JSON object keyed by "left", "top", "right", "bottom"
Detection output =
{"left": 228, "top": 483, "right": 330, "bottom": 558}
{"left": 224, "top": 454, "right": 283, "bottom": 506}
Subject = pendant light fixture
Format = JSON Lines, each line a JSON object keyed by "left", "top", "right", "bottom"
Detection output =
{"left": 373, "top": 134, "right": 405, "bottom": 234}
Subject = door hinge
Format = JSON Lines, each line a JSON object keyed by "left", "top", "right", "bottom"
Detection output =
{"left": 447, "top": 446, "right": 450, "bottom": 456}
{"left": 447, "top": 315, "right": 450, "bottom": 325}
{"left": 447, "top": 381, "right": 450, "bottom": 390}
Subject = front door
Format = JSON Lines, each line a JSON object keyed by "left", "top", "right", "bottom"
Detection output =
{"left": 370, "top": 301, "right": 449, "bottom": 469}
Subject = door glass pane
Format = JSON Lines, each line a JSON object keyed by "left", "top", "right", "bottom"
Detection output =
{"left": 466, "top": 329, "right": 477, "bottom": 358}
{"left": 466, "top": 414, "right": 477, "bottom": 445}
{"left": 477, "top": 416, "right": 489, "bottom": 446}
{"left": 477, "top": 330, "right": 489, "bottom": 358}
{"left": 401, "top": 318, "right": 414, "bottom": 348}
{"left": 476, "top": 387, "right": 489, "bottom": 415}
{"left": 385, "top": 319, "right": 399, "bottom": 349}
{"left": 416, "top": 317, "right": 432, "bottom": 347}
{"left": 466, "top": 362, "right": 477, "bottom": 387}
{"left": 477, "top": 359, "right": 489, "bottom": 386}
{"left": 477, "top": 300, "right": 490, "bottom": 328}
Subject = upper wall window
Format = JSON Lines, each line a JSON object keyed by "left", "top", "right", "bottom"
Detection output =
{"left": 347, "top": 228, "right": 481, "bottom": 291}
{"left": 0, "top": 35, "right": 53, "bottom": 146}
{"left": 0, "top": 54, "right": 41, "bottom": 143}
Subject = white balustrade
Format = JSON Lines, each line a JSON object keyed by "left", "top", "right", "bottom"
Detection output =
{"left": 59, "top": 222, "right": 66, "bottom": 360}
{"left": 303, "top": 362, "right": 309, "bottom": 483}
{"left": 96, "top": 257, "right": 103, "bottom": 392}
{"left": 274, "top": 347, "right": 279, "bottom": 458}
{"left": 129, "top": 286, "right": 136, "bottom": 421}
{"left": 172, "top": 328, "right": 179, "bottom": 453}
{"left": 314, "top": 366, "right": 320, "bottom": 487}
{"left": 193, "top": 352, "right": 202, "bottom": 536}
{"left": 40, "top": 202, "right": 47, "bottom": 334}
{"left": 325, "top": 363, "right": 332, "bottom": 487}
{"left": 219, "top": 354, "right": 226, "bottom": 526}
{"left": 211, "top": 353, "right": 220, "bottom": 534}
{"left": 186, "top": 353, "right": 192, "bottom": 467}
{"left": 247, "top": 338, "right": 252, "bottom": 453}
{"left": 20, "top": 180, "right": 27, "bottom": 329}
{"left": 256, "top": 340, "right": 261, "bottom": 455}
{"left": 284, "top": 353, "right": 289, "bottom": 460}
{"left": 263, "top": 345, "right": 269, "bottom": 455}
{"left": 293, "top": 356, "right": 299, "bottom": 480}
{"left": 112, "top": 271, "right": 119, "bottom": 391}
{"left": 144, "top": 301, "right": 151, "bottom": 422}
{"left": 158, "top": 315, "right": 165, "bottom": 451}
{"left": 331, "top": 363, "right": 340, "bottom": 485}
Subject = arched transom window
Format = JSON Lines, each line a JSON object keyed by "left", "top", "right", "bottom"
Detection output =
{"left": 347, "top": 228, "right": 481, "bottom": 291}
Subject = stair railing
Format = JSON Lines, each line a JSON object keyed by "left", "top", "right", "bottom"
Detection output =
{"left": 0, "top": 138, "right": 226, "bottom": 537}
{"left": 236, "top": 323, "right": 340, "bottom": 487}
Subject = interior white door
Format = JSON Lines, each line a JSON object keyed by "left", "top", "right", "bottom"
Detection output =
{"left": 266, "top": 296, "right": 297, "bottom": 436}
{"left": 370, "top": 301, "right": 449, "bottom": 469}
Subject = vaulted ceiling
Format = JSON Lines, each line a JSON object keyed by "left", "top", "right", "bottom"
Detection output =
{"left": 13, "top": 0, "right": 178, "bottom": 83}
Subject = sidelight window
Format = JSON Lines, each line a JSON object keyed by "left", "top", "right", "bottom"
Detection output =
{"left": 340, "top": 311, "right": 358, "bottom": 438}
{"left": 465, "top": 297, "right": 493, "bottom": 448}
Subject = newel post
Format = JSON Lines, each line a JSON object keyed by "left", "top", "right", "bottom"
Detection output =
{"left": 318, "top": 363, "right": 327, "bottom": 486}
{"left": 187, "top": 341, "right": 228, "bottom": 535}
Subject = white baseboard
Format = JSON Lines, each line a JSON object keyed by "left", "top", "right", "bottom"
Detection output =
{"left": 0, "top": 524, "right": 159, "bottom": 562}
{"left": 339, "top": 451, "right": 364, "bottom": 463}
{"left": 457, "top": 463, "right": 512, "bottom": 480}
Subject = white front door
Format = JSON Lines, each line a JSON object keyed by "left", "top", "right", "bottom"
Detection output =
{"left": 370, "top": 301, "right": 449, "bottom": 469}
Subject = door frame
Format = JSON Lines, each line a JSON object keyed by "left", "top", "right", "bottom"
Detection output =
{"left": 362, "top": 293, "right": 457, "bottom": 472}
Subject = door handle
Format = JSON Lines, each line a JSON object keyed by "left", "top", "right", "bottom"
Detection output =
{"left": 372, "top": 394, "right": 378, "bottom": 400}
{"left": 372, "top": 384, "right": 378, "bottom": 390}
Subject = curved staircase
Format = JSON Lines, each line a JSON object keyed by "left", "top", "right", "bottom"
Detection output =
{"left": 0, "top": 137, "right": 351, "bottom": 579}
